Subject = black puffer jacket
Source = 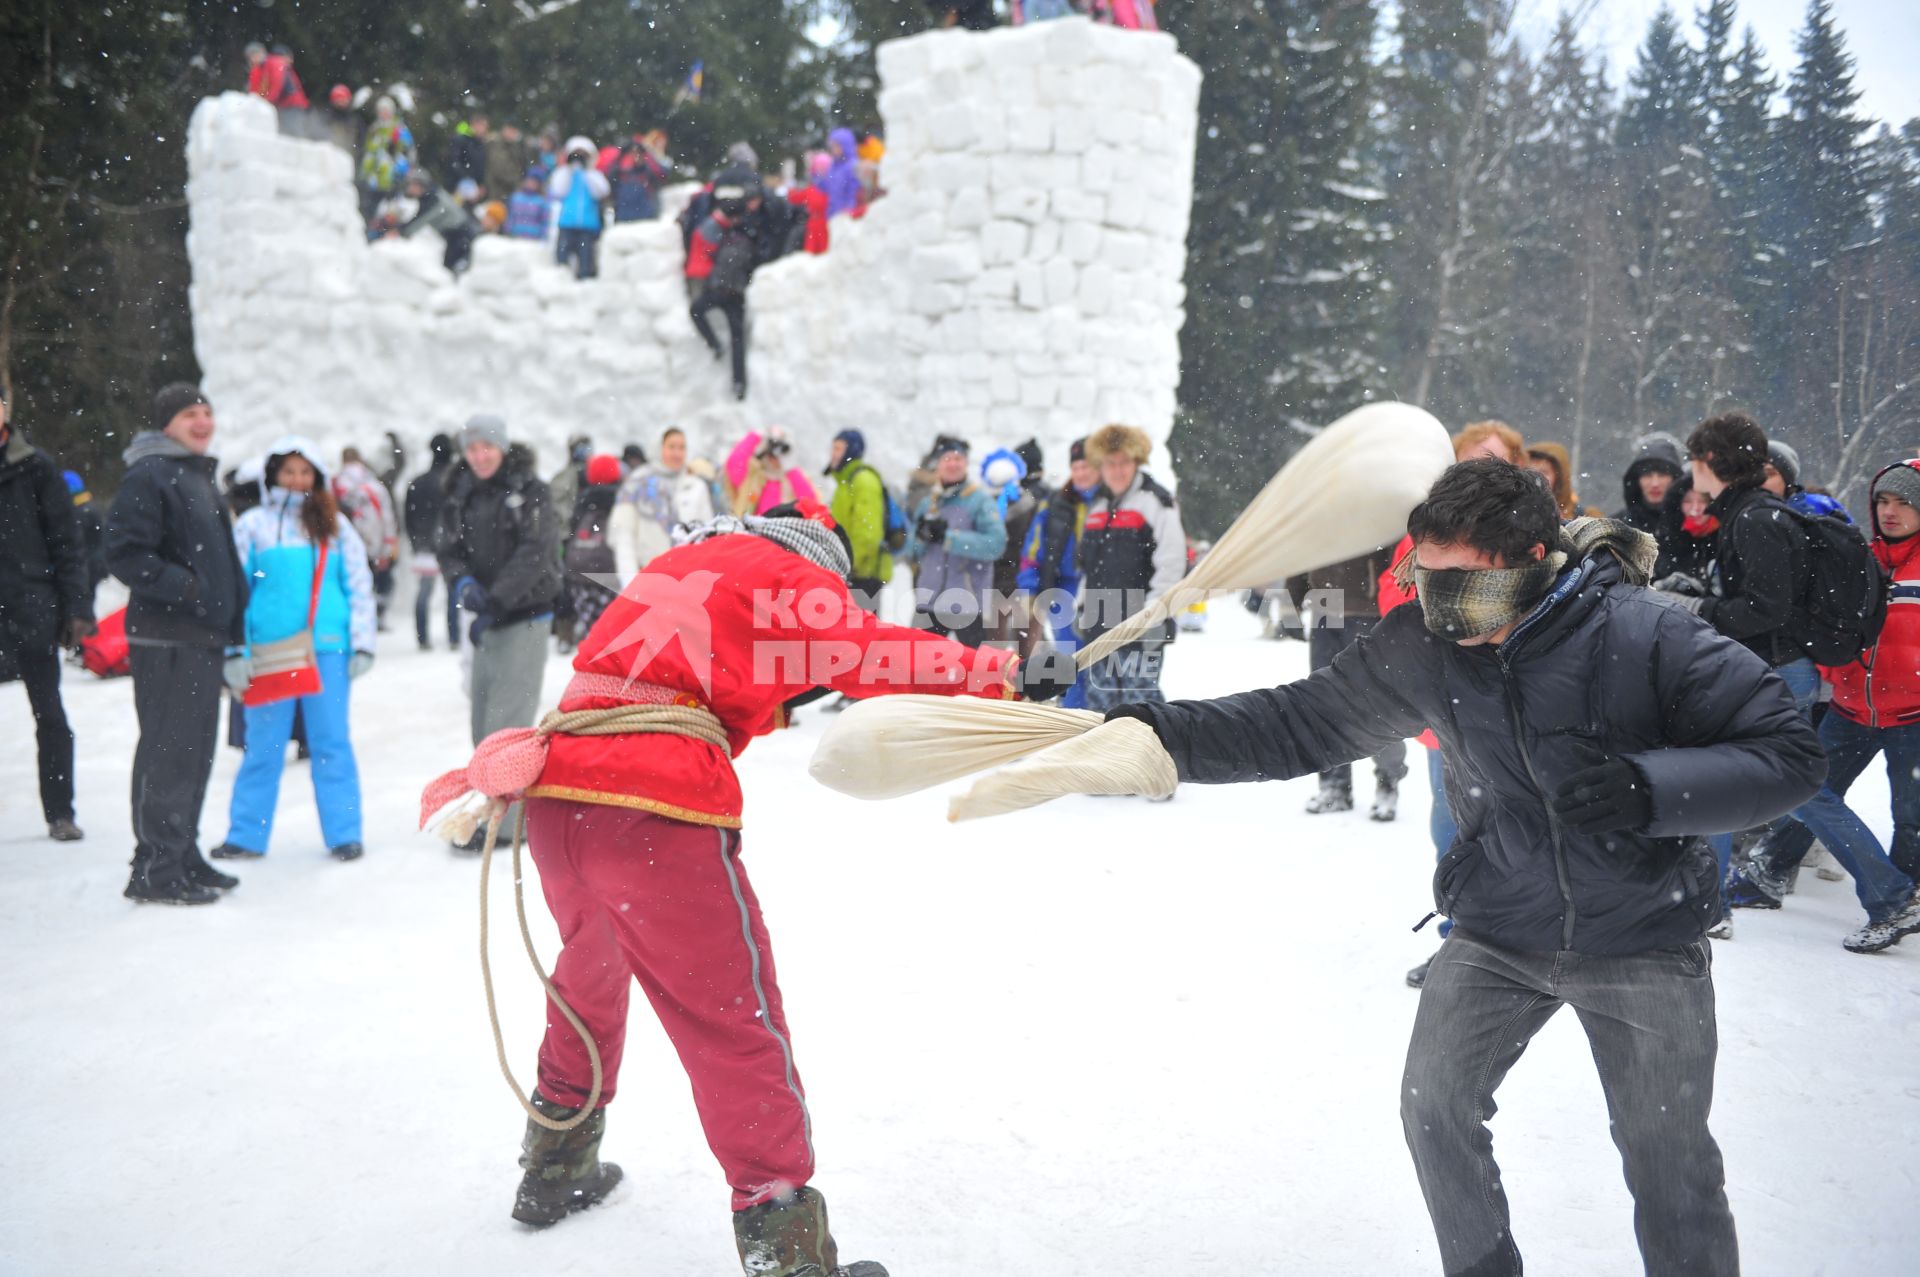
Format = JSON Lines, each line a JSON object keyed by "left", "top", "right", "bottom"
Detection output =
{"left": 1132, "top": 555, "right": 1825, "bottom": 956}
{"left": 1698, "top": 483, "right": 1808, "bottom": 667}
{"left": 435, "top": 444, "right": 562, "bottom": 623}
{"left": 105, "top": 432, "right": 247, "bottom": 646}
{"left": 0, "top": 429, "right": 93, "bottom": 650}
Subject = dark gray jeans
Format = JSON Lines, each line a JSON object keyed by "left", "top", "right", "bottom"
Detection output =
{"left": 1402, "top": 930, "right": 1737, "bottom": 1276}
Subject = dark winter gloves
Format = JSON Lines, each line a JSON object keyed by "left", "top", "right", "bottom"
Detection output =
{"left": 1551, "top": 750, "right": 1654, "bottom": 836}
{"left": 456, "top": 576, "right": 494, "bottom": 646}
{"left": 916, "top": 516, "right": 948, "bottom": 546}
{"left": 1014, "top": 650, "right": 1078, "bottom": 703}
{"left": 349, "top": 651, "right": 375, "bottom": 679}
{"left": 63, "top": 617, "right": 97, "bottom": 647}
{"left": 222, "top": 647, "right": 253, "bottom": 695}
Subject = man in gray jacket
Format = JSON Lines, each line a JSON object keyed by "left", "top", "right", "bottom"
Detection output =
{"left": 1112, "top": 459, "right": 1827, "bottom": 1277}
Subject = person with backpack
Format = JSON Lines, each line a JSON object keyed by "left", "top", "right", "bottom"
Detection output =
{"left": 687, "top": 172, "right": 760, "bottom": 401}
{"left": 405, "top": 433, "right": 460, "bottom": 650}
{"left": 0, "top": 388, "right": 95, "bottom": 843}
{"left": 212, "top": 437, "right": 376, "bottom": 864}
{"left": 609, "top": 426, "right": 715, "bottom": 585}
{"left": 824, "top": 428, "right": 896, "bottom": 607}
{"left": 548, "top": 142, "right": 610, "bottom": 280}
{"left": 1728, "top": 458, "right": 1920, "bottom": 953}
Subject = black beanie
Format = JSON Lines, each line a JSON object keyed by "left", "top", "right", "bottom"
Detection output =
{"left": 152, "top": 382, "right": 209, "bottom": 432}
{"left": 1015, "top": 437, "right": 1043, "bottom": 476}
{"left": 1069, "top": 436, "right": 1088, "bottom": 464}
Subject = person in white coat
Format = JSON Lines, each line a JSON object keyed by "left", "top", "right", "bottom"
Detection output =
{"left": 607, "top": 427, "right": 716, "bottom": 585}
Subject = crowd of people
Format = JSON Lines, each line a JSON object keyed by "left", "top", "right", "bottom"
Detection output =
{"left": 11, "top": 370, "right": 1920, "bottom": 1274}
{"left": 926, "top": 0, "right": 1161, "bottom": 30}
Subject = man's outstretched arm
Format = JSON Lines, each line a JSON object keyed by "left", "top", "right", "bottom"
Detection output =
{"left": 1118, "top": 607, "right": 1432, "bottom": 785}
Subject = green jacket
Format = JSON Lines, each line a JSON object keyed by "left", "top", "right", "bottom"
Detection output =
{"left": 830, "top": 459, "right": 892, "bottom": 583}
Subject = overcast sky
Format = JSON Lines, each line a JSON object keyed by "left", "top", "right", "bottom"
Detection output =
{"left": 1519, "top": 0, "right": 1918, "bottom": 127}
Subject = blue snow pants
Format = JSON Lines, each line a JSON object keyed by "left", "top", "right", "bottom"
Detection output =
{"left": 225, "top": 650, "right": 362, "bottom": 852}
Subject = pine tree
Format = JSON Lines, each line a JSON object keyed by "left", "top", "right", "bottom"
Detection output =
{"left": 1503, "top": 13, "right": 1623, "bottom": 479}
{"left": 1161, "top": 0, "right": 1388, "bottom": 534}
{"left": 1614, "top": 4, "right": 1723, "bottom": 430}
{"left": 1774, "top": 0, "right": 1874, "bottom": 449}
{"left": 1376, "top": 0, "right": 1527, "bottom": 417}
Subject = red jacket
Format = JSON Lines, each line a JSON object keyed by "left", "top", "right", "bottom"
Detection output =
{"left": 529, "top": 534, "right": 1017, "bottom": 826}
{"left": 1826, "top": 532, "right": 1920, "bottom": 728}
{"left": 793, "top": 185, "right": 830, "bottom": 255}
{"left": 1376, "top": 534, "right": 1439, "bottom": 749}
{"left": 685, "top": 211, "right": 735, "bottom": 280}
{"left": 247, "top": 54, "right": 309, "bottom": 109}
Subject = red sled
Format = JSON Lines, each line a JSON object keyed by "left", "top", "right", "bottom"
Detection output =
{"left": 80, "top": 607, "right": 131, "bottom": 678}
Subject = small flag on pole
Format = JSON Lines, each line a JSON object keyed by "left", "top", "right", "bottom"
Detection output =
{"left": 672, "top": 61, "right": 705, "bottom": 109}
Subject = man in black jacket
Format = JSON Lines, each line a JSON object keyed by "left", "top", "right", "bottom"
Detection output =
{"left": 0, "top": 389, "right": 95, "bottom": 842}
{"left": 105, "top": 383, "right": 249, "bottom": 904}
{"left": 405, "top": 432, "right": 459, "bottom": 650}
{"left": 436, "top": 415, "right": 561, "bottom": 836}
{"left": 1112, "top": 460, "right": 1824, "bottom": 1277}
{"left": 1671, "top": 412, "right": 1815, "bottom": 683}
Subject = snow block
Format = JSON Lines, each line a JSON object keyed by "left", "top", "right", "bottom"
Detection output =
{"left": 185, "top": 16, "right": 1196, "bottom": 485}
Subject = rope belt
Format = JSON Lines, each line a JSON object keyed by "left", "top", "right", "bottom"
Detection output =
{"left": 449, "top": 690, "right": 733, "bottom": 1132}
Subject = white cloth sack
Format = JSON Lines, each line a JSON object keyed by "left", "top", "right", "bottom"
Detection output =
{"left": 947, "top": 716, "right": 1177, "bottom": 821}
{"left": 1075, "top": 401, "right": 1454, "bottom": 669}
{"left": 808, "top": 695, "right": 1103, "bottom": 800}
{"left": 808, "top": 401, "right": 1453, "bottom": 804}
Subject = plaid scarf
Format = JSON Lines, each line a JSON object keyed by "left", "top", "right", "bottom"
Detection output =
{"left": 1395, "top": 517, "right": 1657, "bottom": 641}
{"left": 675, "top": 512, "right": 853, "bottom": 581}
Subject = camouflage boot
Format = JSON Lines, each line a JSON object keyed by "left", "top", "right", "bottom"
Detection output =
{"left": 732, "top": 1185, "right": 889, "bottom": 1277}
{"left": 511, "top": 1092, "right": 624, "bottom": 1227}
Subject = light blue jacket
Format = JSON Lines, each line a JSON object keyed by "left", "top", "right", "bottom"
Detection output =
{"left": 233, "top": 490, "right": 377, "bottom": 655}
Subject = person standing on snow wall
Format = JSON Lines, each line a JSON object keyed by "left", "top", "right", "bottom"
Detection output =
{"left": 0, "top": 386, "right": 96, "bottom": 843}
{"left": 211, "top": 437, "right": 376, "bottom": 864}
{"left": 105, "top": 384, "right": 249, "bottom": 905}
{"left": 436, "top": 414, "right": 562, "bottom": 850}
{"left": 1104, "top": 459, "right": 1826, "bottom": 1277}
{"left": 439, "top": 501, "right": 1070, "bottom": 1275}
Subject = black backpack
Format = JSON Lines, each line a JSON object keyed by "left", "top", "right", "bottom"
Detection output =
{"left": 1772, "top": 498, "right": 1888, "bottom": 664}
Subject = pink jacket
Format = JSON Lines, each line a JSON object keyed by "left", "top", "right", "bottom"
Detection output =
{"left": 724, "top": 432, "right": 818, "bottom": 515}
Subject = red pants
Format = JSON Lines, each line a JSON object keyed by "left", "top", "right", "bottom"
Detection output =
{"left": 525, "top": 798, "right": 815, "bottom": 1209}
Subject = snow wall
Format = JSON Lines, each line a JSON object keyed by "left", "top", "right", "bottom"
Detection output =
{"left": 185, "top": 18, "right": 1200, "bottom": 484}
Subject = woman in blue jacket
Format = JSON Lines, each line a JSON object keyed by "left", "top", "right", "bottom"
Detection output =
{"left": 214, "top": 437, "right": 376, "bottom": 862}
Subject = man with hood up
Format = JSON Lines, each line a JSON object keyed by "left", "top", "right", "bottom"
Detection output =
{"left": 105, "top": 383, "right": 249, "bottom": 904}
{"left": 1614, "top": 431, "right": 1684, "bottom": 535}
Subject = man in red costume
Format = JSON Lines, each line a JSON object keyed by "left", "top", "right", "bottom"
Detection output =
{"left": 497, "top": 502, "right": 1064, "bottom": 1276}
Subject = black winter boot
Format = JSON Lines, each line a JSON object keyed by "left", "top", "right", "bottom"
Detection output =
{"left": 124, "top": 863, "right": 219, "bottom": 905}
{"left": 511, "top": 1092, "right": 623, "bottom": 1227}
{"left": 185, "top": 849, "right": 240, "bottom": 891}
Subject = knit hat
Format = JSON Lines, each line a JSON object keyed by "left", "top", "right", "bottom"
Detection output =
{"left": 152, "top": 382, "right": 209, "bottom": 432}
{"left": 460, "top": 414, "right": 509, "bottom": 452}
{"left": 1069, "top": 436, "right": 1088, "bottom": 464}
{"left": 1767, "top": 441, "right": 1801, "bottom": 489}
{"left": 1014, "top": 438, "right": 1043, "bottom": 477}
{"left": 833, "top": 428, "right": 866, "bottom": 462}
{"left": 932, "top": 434, "right": 970, "bottom": 458}
{"left": 585, "top": 453, "right": 623, "bottom": 487}
{"left": 1872, "top": 460, "right": 1920, "bottom": 513}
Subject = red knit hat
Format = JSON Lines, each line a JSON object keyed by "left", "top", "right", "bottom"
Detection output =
{"left": 585, "top": 453, "right": 623, "bottom": 486}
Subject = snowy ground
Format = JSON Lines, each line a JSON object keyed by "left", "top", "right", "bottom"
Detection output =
{"left": 2, "top": 596, "right": 1915, "bottom": 1275}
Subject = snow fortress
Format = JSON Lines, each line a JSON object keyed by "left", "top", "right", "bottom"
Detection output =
{"left": 185, "top": 18, "right": 1200, "bottom": 483}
